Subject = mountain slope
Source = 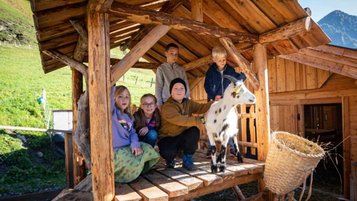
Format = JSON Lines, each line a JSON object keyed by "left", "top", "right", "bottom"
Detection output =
{"left": 318, "top": 10, "right": 357, "bottom": 49}
{"left": 0, "top": 0, "right": 35, "bottom": 45}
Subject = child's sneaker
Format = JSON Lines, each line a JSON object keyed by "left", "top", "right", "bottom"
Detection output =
{"left": 182, "top": 154, "right": 197, "bottom": 171}
{"left": 165, "top": 159, "right": 176, "bottom": 168}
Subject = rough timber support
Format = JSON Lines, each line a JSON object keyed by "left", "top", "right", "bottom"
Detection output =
{"left": 70, "top": 19, "right": 87, "bottom": 186}
{"left": 253, "top": 43, "right": 270, "bottom": 193}
{"left": 219, "top": 37, "right": 260, "bottom": 90}
{"left": 109, "top": 2, "right": 258, "bottom": 43}
{"left": 111, "top": 25, "right": 170, "bottom": 85}
{"left": 87, "top": 0, "right": 114, "bottom": 199}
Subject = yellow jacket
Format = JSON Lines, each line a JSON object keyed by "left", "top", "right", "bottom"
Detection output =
{"left": 159, "top": 97, "right": 213, "bottom": 138}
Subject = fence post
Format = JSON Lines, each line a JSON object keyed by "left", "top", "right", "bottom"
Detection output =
{"left": 150, "top": 78, "right": 154, "bottom": 87}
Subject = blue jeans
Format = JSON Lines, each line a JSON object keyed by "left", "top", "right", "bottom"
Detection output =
{"left": 141, "top": 129, "right": 158, "bottom": 147}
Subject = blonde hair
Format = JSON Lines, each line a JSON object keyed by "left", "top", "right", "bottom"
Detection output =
{"left": 212, "top": 46, "right": 227, "bottom": 60}
{"left": 114, "top": 85, "right": 132, "bottom": 117}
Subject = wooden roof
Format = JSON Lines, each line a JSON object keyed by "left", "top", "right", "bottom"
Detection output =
{"left": 280, "top": 44, "right": 357, "bottom": 79}
{"left": 31, "top": 0, "right": 330, "bottom": 76}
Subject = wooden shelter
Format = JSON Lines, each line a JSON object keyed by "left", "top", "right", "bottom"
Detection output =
{"left": 29, "top": 0, "right": 338, "bottom": 200}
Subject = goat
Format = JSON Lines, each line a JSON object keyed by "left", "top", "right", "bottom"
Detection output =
{"left": 205, "top": 75, "right": 256, "bottom": 173}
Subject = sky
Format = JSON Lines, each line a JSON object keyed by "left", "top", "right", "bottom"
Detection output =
{"left": 299, "top": 0, "right": 357, "bottom": 21}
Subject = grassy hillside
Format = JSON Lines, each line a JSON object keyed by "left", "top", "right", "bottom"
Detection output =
{"left": 0, "top": 0, "right": 35, "bottom": 45}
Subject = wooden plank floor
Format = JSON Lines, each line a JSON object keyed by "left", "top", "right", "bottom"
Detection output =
{"left": 116, "top": 151, "right": 264, "bottom": 201}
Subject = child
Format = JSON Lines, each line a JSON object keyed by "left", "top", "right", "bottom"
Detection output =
{"left": 133, "top": 93, "right": 160, "bottom": 148}
{"left": 155, "top": 43, "right": 190, "bottom": 107}
{"left": 111, "top": 85, "right": 160, "bottom": 183}
{"left": 204, "top": 46, "right": 246, "bottom": 157}
{"left": 159, "top": 78, "right": 213, "bottom": 171}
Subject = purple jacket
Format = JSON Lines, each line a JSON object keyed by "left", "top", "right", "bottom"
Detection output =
{"left": 111, "top": 86, "right": 140, "bottom": 150}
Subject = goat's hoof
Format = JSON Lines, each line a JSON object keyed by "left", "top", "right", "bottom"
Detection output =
{"left": 237, "top": 153, "right": 243, "bottom": 163}
{"left": 219, "top": 165, "right": 226, "bottom": 172}
{"left": 211, "top": 165, "right": 218, "bottom": 173}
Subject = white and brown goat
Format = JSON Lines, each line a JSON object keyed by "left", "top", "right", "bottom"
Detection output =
{"left": 205, "top": 75, "right": 256, "bottom": 173}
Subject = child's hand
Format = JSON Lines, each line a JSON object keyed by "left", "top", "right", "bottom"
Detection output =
{"left": 214, "top": 95, "right": 222, "bottom": 101}
{"left": 139, "top": 127, "right": 149, "bottom": 136}
{"left": 132, "top": 147, "right": 143, "bottom": 156}
{"left": 154, "top": 145, "right": 160, "bottom": 152}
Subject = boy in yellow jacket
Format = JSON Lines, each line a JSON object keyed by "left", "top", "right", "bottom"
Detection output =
{"left": 158, "top": 78, "right": 212, "bottom": 170}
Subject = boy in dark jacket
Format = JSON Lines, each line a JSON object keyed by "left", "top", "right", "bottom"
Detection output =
{"left": 204, "top": 46, "right": 246, "bottom": 157}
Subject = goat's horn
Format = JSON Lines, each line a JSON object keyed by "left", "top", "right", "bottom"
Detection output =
{"left": 223, "top": 75, "right": 239, "bottom": 83}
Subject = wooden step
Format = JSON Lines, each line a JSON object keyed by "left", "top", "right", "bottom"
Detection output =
{"left": 115, "top": 184, "right": 142, "bottom": 201}
{"left": 142, "top": 170, "right": 188, "bottom": 198}
{"left": 129, "top": 177, "right": 168, "bottom": 201}
{"left": 158, "top": 168, "right": 203, "bottom": 191}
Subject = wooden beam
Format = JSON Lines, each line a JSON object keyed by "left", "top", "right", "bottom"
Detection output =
{"left": 120, "top": 0, "right": 182, "bottom": 51}
{"left": 219, "top": 37, "right": 260, "bottom": 90}
{"left": 259, "top": 17, "right": 312, "bottom": 45}
{"left": 191, "top": 0, "right": 203, "bottom": 22}
{"left": 300, "top": 47, "right": 357, "bottom": 68}
{"left": 88, "top": 0, "right": 113, "bottom": 12}
{"left": 110, "top": 58, "right": 158, "bottom": 69}
{"left": 111, "top": 25, "right": 170, "bottom": 85}
{"left": 109, "top": 2, "right": 258, "bottom": 43}
{"left": 42, "top": 50, "right": 88, "bottom": 82}
{"left": 252, "top": 43, "right": 270, "bottom": 193}
{"left": 279, "top": 53, "right": 357, "bottom": 79}
{"left": 183, "top": 55, "right": 212, "bottom": 71}
{"left": 87, "top": 11, "right": 114, "bottom": 201}
{"left": 70, "top": 20, "right": 88, "bottom": 42}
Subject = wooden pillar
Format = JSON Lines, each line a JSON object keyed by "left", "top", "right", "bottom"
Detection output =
{"left": 253, "top": 43, "right": 270, "bottom": 192}
{"left": 64, "top": 132, "right": 74, "bottom": 187}
{"left": 87, "top": 11, "right": 114, "bottom": 201}
{"left": 342, "top": 96, "right": 351, "bottom": 198}
{"left": 72, "top": 69, "right": 85, "bottom": 186}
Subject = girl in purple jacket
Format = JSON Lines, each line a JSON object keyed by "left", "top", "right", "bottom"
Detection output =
{"left": 112, "top": 85, "right": 159, "bottom": 183}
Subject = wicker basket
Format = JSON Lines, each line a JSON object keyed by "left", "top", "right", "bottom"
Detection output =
{"left": 264, "top": 131, "right": 325, "bottom": 195}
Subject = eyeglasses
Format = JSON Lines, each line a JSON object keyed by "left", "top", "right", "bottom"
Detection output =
{"left": 142, "top": 102, "right": 155, "bottom": 107}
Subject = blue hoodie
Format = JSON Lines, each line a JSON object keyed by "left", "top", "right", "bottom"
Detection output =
{"left": 204, "top": 63, "right": 246, "bottom": 101}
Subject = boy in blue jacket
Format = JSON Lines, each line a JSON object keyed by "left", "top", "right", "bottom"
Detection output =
{"left": 204, "top": 46, "right": 246, "bottom": 157}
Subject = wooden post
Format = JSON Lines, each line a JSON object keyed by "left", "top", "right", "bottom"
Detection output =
{"left": 87, "top": 10, "right": 114, "bottom": 201}
{"left": 342, "top": 96, "right": 351, "bottom": 198}
{"left": 191, "top": 0, "right": 203, "bottom": 22}
{"left": 253, "top": 43, "right": 270, "bottom": 192}
{"left": 64, "top": 132, "right": 74, "bottom": 188}
{"left": 72, "top": 69, "right": 85, "bottom": 186}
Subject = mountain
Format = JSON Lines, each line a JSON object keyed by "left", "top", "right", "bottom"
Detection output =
{"left": 318, "top": 10, "right": 357, "bottom": 49}
{"left": 0, "top": 0, "right": 36, "bottom": 45}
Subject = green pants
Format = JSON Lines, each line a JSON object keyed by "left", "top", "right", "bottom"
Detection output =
{"left": 114, "top": 142, "right": 160, "bottom": 183}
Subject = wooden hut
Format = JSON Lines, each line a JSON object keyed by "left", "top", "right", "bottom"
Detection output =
{"left": 29, "top": 0, "right": 344, "bottom": 200}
